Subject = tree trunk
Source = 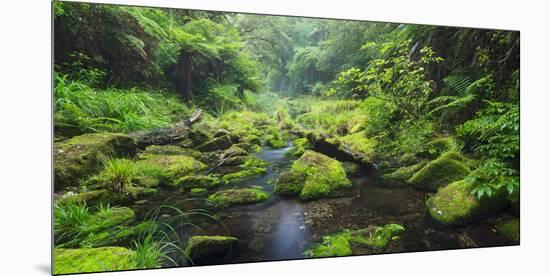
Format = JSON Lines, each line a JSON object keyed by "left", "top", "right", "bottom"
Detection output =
{"left": 129, "top": 109, "right": 202, "bottom": 149}
{"left": 178, "top": 51, "right": 193, "bottom": 100}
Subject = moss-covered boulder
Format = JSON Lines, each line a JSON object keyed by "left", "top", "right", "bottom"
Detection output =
{"left": 426, "top": 180, "right": 507, "bottom": 225}
{"left": 79, "top": 221, "right": 155, "bottom": 248}
{"left": 56, "top": 188, "right": 156, "bottom": 207}
{"left": 222, "top": 145, "right": 248, "bottom": 158}
{"left": 285, "top": 137, "right": 311, "bottom": 157}
{"left": 304, "top": 224, "right": 405, "bottom": 257}
{"left": 54, "top": 247, "right": 135, "bottom": 274}
{"left": 190, "top": 188, "right": 208, "bottom": 197}
{"left": 274, "top": 150, "right": 352, "bottom": 201}
{"left": 418, "top": 136, "right": 462, "bottom": 159}
{"left": 184, "top": 236, "right": 238, "bottom": 260}
{"left": 266, "top": 137, "right": 287, "bottom": 149}
{"left": 138, "top": 145, "right": 202, "bottom": 160}
{"left": 408, "top": 151, "right": 471, "bottom": 191}
{"left": 173, "top": 174, "right": 221, "bottom": 190}
{"left": 222, "top": 168, "right": 267, "bottom": 183}
{"left": 85, "top": 207, "right": 135, "bottom": 232}
{"left": 196, "top": 135, "right": 235, "bottom": 152}
{"left": 496, "top": 218, "right": 520, "bottom": 242}
{"left": 208, "top": 188, "right": 270, "bottom": 207}
{"left": 56, "top": 206, "right": 137, "bottom": 248}
{"left": 326, "top": 131, "right": 377, "bottom": 164}
{"left": 136, "top": 155, "right": 205, "bottom": 185}
{"left": 383, "top": 162, "right": 426, "bottom": 183}
{"left": 54, "top": 133, "right": 136, "bottom": 190}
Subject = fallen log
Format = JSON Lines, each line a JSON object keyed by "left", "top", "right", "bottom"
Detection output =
{"left": 129, "top": 109, "right": 203, "bottom": 149}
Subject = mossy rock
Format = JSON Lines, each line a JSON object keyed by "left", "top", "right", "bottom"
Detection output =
{"left": 184, "top": 235, "right": 238, "bottom": 260}
{"left": 196, "top": 135, "right": 234, "bottom": 152}
{"left": 274, "top": 150, "right": 352, "bottom": 201}
{"left": 383, "top": 162, "right": 426, "bottom": 183}
{"left": 138, "top": 145, "right": 202, "bottom": 160}
{"left": 56, "top": 188, "right": 156, "bottom": 207}
{"left": 496, "top": 218, "right": 520, "bottom": 242}
{"left": 136, "top": 155, "right": 205, "bottom": 185}
{"left": 222, "top": 167, "right": 267, "bottom": 184}
{"left": 304, "top": 224, "right": 405, "bottom": 257}
{"left": 426, "top": 180, "right": 507, "bottom": 225}
{"left": 208, "top": 188, "right": 270, "bottom": 207}
{"left": 285, "top": 138, "right": 311, "bottom": 157}
{"left": 222, "top": 145, "right": 248, "bottom": 158}
{"left": 233, "top": 142, "right": 261, "bottom": 153}
{"left": 187, "top": 128, "right": 211, "bottom": 146}
{"left": 54, "top": 133, "right": 136, "bottom": 191}
{"left": 190, "top": 188, "right": 208, "bottom": 197}
{"left": 266, "top": 137, "right": 287, "bottom": 149}
{"left": 86, "top": 207, "right": 135, "bottom": 232}
{"left": 56, "top": 206, "right": 137, "bottom": 248}
{"left": 418, "top": 136, "right": 462, "bottom": 159}
{"left": 79, "top": 221, "right": 155, "bottom": 248}
{"left": 274, "top": 171, "right": 304, "bottom": 196}
{"left": 327, "top": 131, "right": 377, "bottom": 163}
{"left": 54, "top": 247, "right": 135, "bottom": 274}
{"left": 408, "top": 151, "right": 471, "bottom": 192}
{"left": 173, "top": 174, "right": 221, "bottom": 190}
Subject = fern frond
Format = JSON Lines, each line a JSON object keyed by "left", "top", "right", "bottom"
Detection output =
{"left": 429, "top": 94, "right": 476, "bottom": 115}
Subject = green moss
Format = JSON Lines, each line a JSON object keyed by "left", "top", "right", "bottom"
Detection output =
{"left": 408, "top": 151, "right": 471, "bottom": 191}
{"left": 56, "top": 190, "right": 110, "bottom": 206}
{"left": 190, "top": 188, "right": 207, "bottom": 196}
{"left": 196, "top": 135, "right": 234, "bottom": 152}
{"left": 223, "top": 145, "right": 248, "bottom": 158}
{"left": 56, "top": 188, "right": 156, "bottom": 207}
{"left": 138, "top": 145, "right": 202, "bottom": 160}
{"left": 274, "top": 171, "right": 305, "bottom": 195}
{"left": 56, "top": 205, "right": 138, "bottom": 248}
{"left": 80, "top": 221, "right": 155, "bottom": 248}
{"left": 418, "top": 136, "right": 462, "bottom": 159}
{"left": 426, "top": 180, "right": 506, "bottom": 225}
{"left": 327, "top": 131, "right": 377, "bottom": 163}
{"left": 496, "top": 219, "right": 520, "bottom": 242}
{"left": 54, "top": 133, "right": 136, "bottom": 191}
{"left": 383, "top": 162, "right": 426, "bottom": 182}
{"left": 136, "top": 155, "right": 205, "bottom": 185}
{"left": 267, "top": 137, "right": 287, "bottom": 149}
{"left": 222, "top": 167, "right": 267, "bottom": 183}
{"left": 173, "top": 174, "right": 221, "bottom": 189}
{"left": 304, "top": 232, "right": 354, "bottom": 257}
{"left": 208, "top": 188, "right": 270, "bottom": 207}
{"left": 86, "top": 207, "right": 135, "bottom": 233}
{"left": 275, "top": 151, "right": 351, "bottom": 201}
{"left": 304, "top": 224, "right": 405, "bottom": 258}
{"left": 184, "top": 236, "right": 238, "bottom": 260}
{"left": 285, "top": 138, "right": 311, "bottom": 157}
{"left": 54, "top": 247, "right": 135, "bottom": 274}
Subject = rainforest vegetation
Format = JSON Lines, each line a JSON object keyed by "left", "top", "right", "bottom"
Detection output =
{"left": 53, "top": 1, "right": 520, "bottom": 274}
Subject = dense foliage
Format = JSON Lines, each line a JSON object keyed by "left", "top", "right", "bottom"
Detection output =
{"left": 54, "top": 0, "right": 519, "bottom": 219}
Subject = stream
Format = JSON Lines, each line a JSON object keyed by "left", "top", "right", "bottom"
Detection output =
{"left": 132, "top": 144, "right": 516, "bottom": 266}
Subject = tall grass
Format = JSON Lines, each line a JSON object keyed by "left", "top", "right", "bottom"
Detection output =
{"left": 97, "top": 157, "right": 139, "bottom": 193}
{"left": 54, "top": 201, "right": 92, "bottom": 244}
{"left": 54, "top": 73, "right": 190, "bottom": 135}
{"left": 132, "top": 201, "right": 230, "bottom": 267}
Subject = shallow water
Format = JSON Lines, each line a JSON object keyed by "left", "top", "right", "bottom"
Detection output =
{"left": 133, "top": 145, "right": 517, "bottom": 266}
